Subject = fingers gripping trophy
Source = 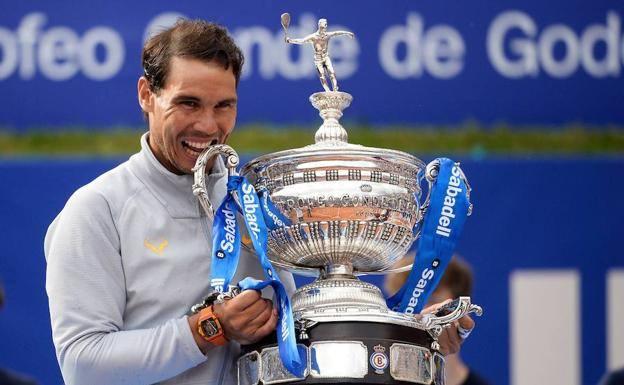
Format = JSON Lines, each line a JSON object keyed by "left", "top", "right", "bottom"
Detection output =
{"left": 192, "top": 13, "right": 483, "bottom": 385}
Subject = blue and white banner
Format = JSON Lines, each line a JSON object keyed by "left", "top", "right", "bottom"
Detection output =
{"left": 210, "top": 192, "right": 241, "bottom": 292}
{"left": 210, "top": 175, "right": 305, "bottom": 377}
{"left": 1, "top": 1, "right": 623, "bottom": 129}
{"left": 387, "top": 158, "right": 471, "bottom": 313}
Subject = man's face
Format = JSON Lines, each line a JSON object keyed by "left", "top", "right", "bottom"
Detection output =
{"left": 138, "top": 57, "right": 237, "bottom": 174}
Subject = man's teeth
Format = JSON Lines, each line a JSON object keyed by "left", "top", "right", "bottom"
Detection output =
{"left": 182, "top": 140, "right": 219, "bottom": 157}
{"left": 185, "top": 141, "right": 211, "bottom": 150}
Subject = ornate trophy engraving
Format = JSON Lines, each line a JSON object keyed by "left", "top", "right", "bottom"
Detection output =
{"left": 193, "top": 14, "right": 482, "bottom": 385}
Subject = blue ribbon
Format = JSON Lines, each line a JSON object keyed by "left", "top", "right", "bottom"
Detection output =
{"left": 211, "top": 176, "right": 305, "bottom": 377}
{"left": 386, "top": 158, "right": 471, "bottom": 314}
{"left": 256, "top": 186, "right": 291, "bottom": 230}
{"left": 210, "top": 192, "right": 241, "bottom": 292}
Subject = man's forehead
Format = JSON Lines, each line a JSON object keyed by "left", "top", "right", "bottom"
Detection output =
{"left": 165, "top": 56, "right": 236, "bottom": 90}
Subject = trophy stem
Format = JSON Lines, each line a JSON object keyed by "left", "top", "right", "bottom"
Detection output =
{"left": 320, "top": 263, "right": 354, "bottom": 279}
{"left": 309, "top": 91, "right": 352, "bottom": 144}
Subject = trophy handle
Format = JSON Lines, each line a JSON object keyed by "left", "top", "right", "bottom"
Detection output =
{"left": 419, "top": 159, "right": 440, "bottom": 217}
{"left": 192, "top": 144, "right": 240, "bottom": 221}
{"left": 420, "top": 296, "right": 483, "bottom": 339}
{"left": 421, "top": 159, "right": 473, "bottom": 217}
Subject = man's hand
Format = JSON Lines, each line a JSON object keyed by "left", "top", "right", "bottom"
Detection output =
{"left": 213, "top": 290, "right": 278, "bottom": 345}
{"left": 188, "top": 290, "right": 278, "bottom": 353}
{"left": 422, "top": 300, "right": 475, "bottom": 356}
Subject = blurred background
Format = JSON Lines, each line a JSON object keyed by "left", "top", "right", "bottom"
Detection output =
{"left": 1, "top": 1, "right": 623, "bottom": 384}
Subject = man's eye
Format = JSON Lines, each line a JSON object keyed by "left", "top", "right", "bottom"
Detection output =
{"left": 181, "top": 100, "right": 198, "bottom": 108}
{"left": 216, "top": 101, "right": 235, "bottom": 109}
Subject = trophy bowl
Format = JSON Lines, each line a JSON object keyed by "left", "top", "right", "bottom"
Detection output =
{"left": 241, "top": 143, "right": 426, "bottom": 274}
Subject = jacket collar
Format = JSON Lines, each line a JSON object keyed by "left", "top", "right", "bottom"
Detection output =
{"left": 129, "top": 133, "right": 227, "bottom": 219}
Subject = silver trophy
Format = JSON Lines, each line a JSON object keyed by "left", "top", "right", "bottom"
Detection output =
{"left": 193, "top": 14, "right": 482, "bottom": 385}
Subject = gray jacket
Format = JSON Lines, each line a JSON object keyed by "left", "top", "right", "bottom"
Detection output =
{"left": 45, "top": 134, "right": 295, "bottom": 385}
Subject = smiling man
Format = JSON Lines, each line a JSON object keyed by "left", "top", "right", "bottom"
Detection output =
{"left": 138, "top": 56, "right": 238, "bottom": 174}
{"left": 44, "top": 20, "right": 289, "bottom": 385}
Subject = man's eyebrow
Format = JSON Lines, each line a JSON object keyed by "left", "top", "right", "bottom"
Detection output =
{"left": 218, "top": 97, "right": 238, "bottom": 104}
{"left": 171, "top": 94, "right": 201, "bottom": 103}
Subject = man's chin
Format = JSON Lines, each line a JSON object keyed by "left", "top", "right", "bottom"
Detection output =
{"left": 175, "top": 150, "right": 200, "bottom": 174}
{"left": 179, "top": 161, "right": 196, "bottom": 175}
{"left": 178, "top": 156, "right": 214, "bottom": 176}
{"left": 165, "top": 157, "right": 194, "bottom": 175}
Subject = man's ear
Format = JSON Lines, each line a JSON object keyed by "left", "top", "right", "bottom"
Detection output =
{"left": 138, "top": 77, "right": 154, "bottom": 114}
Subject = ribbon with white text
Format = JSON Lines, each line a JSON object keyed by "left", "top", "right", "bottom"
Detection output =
{"left": 256, "top": 185, "right": 292, "bottom": 230}
{"left": 210, "top": 191, "right": 241, "bottom": 292}
{"left": 210, "top": 176, "right": 305, "bottom": 377}
{"left": 386, "top": 158, "right": 471, "bottom": 314}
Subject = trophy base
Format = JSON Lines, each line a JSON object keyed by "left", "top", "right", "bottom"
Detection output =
{"left": 238, "top": 321, "right": 445, "bottom": 385}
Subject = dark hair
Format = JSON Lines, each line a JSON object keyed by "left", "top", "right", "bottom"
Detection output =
{"left": 384, "top": 255, "right": 474, "bottom": 297}
{"left": 437, "top": 255, "right": 473, "bottom": 298}
{"left": 142, "top": 19, "right": 244, "bottom": 93}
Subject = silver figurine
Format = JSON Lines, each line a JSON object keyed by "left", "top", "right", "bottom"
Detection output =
{"left": 281, "top": 13, "right": 354, "bottom": 92}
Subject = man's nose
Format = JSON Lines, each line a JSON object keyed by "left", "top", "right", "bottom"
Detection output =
{"left": 194, "top": 109, "right": 219, "bottom": 134}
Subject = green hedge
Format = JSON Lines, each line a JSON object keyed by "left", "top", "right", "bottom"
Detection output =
{"left": 1, "top": 124, "right": 623, "bottom": 156}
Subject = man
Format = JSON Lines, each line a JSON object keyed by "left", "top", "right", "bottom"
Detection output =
{"left": 45, "top": 20, "right": 283, "bottom": 385}
{"left": 386, "top": 256, "right": 491, "bottom": 385}
{"left": 45, "top": 19, "right": 473, "bottom": 385}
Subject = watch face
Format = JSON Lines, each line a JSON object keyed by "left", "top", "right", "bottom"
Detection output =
{"left": 201, "top": 318, "right": 219, "bottom": 337}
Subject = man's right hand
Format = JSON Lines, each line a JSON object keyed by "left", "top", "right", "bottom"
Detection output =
{"left": 213, "top": 290, "right": 278, "bottom": 345}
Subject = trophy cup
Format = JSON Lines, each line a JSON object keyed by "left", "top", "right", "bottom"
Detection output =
{"left": 193, "top": 14, "right": 482, "bottom": 385}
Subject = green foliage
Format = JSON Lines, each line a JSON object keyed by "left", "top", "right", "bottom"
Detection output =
{"left": 0, "top": 129, "right": 142, "bottom": 156}
{"left": 0, "top": 123, "right": 623, "bottom": 156}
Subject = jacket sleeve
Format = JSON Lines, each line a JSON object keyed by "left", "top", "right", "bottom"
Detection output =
{"left": 44, "top": 187, "right": 207, "bottom": 385}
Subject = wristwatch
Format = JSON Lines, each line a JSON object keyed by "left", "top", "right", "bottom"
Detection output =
{"left": 197, "top": 305, "right": 228, "bottom": 346}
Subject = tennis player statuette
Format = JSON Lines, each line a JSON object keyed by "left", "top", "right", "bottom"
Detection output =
{"left": 193, "top": 14, "right": 482, "bottom": 385}
{"left": 281, "top": 13, "right": 354, "bottom": 92}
